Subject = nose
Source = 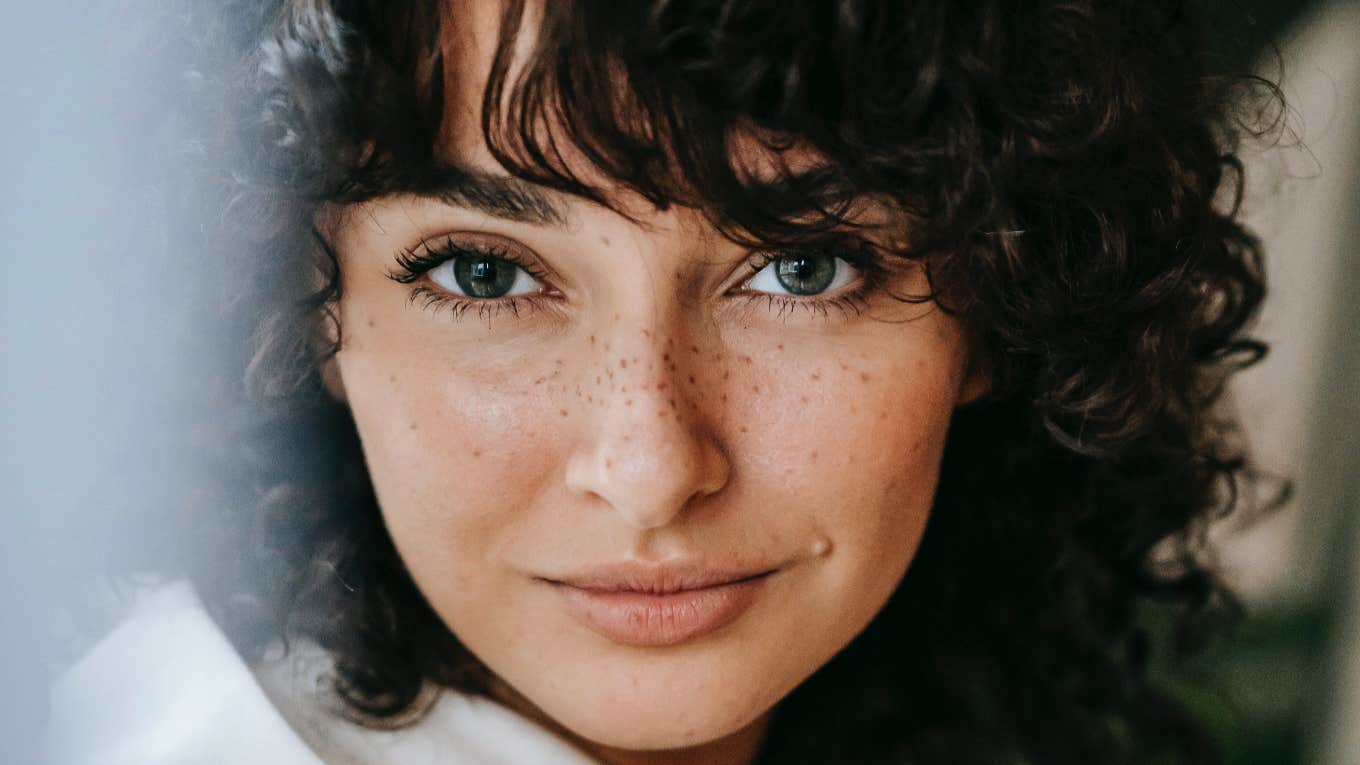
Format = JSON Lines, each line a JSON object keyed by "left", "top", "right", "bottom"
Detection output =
{"left": 564, "top": 326, "right": 730, "bottom": 530}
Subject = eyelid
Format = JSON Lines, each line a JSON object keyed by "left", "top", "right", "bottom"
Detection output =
{"left": 738, "top": 254, "right": 859, "bottom": 297}
{"left": 733, "top": 241, "right": 879, "bottom": 296}
{"left": 387, "top": 237, "right": 567, "bottom": 326}
{"left": 386, "top": 232, "right": 557, "bottom": 288}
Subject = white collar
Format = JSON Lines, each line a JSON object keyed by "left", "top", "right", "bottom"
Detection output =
{"left": 46, "top": 581, "right": 599, "bottom": 765}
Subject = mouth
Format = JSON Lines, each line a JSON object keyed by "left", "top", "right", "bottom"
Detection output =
{"left": 538, "top": 562, "right": 778, "bottom": 647}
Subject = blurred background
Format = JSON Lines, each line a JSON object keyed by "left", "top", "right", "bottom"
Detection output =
{"left": 1, "top": 1, "right": 1356, "bottom": 764}
{"left": 1179, "top": 2, "right": 1360, "bottom": 764}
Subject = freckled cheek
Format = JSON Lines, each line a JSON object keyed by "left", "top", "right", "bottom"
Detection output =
{"left": 344, "top": 360, "right": 569, "bottom": 562}
{"left": 749, "top": 361, "right": 955, "bottom": 537}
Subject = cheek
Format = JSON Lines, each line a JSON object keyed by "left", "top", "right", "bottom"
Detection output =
{"left": 753, "top": 345, "right": 954, "bottom": 501}
{"left": 333, "top": 333, "right": 570, "bottom": 600}
{"left": 736, "top": 343, "right": 958, "bottom": 606}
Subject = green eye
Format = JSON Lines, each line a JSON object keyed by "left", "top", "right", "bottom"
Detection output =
{"left": 430, "top": 255, "right": 539, "bottom": 299}
{"left": 774, "top": 255, "right": 837, "bottom": 295}
{"left": 746, "top": 252, "right": 857, "bottom": 297}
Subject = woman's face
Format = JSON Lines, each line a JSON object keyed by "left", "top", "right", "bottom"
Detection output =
{"left": 322, "top": 2, "right": 981, "bottom": 759}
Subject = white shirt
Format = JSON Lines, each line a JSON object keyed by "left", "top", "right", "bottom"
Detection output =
{"left": 45, "top": 581, "right": 600, "bottom": 765}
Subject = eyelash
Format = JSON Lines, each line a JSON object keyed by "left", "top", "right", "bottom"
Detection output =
{"left": 388, "top": 239, "right": 558, "bottom": 323}
{"left": 732, "top": 247, "right": 881, "bottom": 322}
{"left": 386, "top": 237, "right": 888, "bottom": 324}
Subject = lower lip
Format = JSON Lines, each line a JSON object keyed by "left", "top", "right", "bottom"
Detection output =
{"left": 550, "top": 574, "right": 772, "bottom": 648}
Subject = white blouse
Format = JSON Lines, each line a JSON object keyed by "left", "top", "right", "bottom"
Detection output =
{"left": 45, "top": 581, "right": 600, "bottom": 765}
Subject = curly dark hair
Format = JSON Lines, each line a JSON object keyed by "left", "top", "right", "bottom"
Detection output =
{"left": 144, "top": 0, "right": 1282, "bottom": 762}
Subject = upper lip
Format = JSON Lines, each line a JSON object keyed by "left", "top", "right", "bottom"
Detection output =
{"left": 540, "top": 560, "right": 778, "bottom": 594}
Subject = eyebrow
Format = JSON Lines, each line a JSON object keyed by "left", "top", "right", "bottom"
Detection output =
{"left": 416, "top": 166, "right": 570, "bottom": 227}
{"left": 408, "top": 164, "right": 873, "bottom": 232}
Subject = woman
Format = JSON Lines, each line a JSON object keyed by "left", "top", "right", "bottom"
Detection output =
{"left": 48, "top": 1, "right": 1278, "bottom": 763}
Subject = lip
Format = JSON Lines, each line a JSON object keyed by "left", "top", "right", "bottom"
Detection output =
{"left": 539, "top": 561, "right": 777, "bottom": 647}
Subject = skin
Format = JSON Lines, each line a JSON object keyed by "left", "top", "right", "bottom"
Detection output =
{"left": 320, "top": 2, "right": 985, "bottom": 763}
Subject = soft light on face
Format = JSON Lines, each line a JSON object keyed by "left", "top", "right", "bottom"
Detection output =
{"left": 320, "top": 2, "right": 982, "bottom": 761}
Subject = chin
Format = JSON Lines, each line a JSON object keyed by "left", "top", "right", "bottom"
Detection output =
{"left": 540, "top": 679, "right": 774, "bottom": 751}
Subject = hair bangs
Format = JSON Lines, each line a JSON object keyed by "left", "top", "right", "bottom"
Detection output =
{"left": 476, "top": 0, "right": 892, "bottom": 251}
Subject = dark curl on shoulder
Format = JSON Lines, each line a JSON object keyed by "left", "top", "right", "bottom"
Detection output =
{"left": 159, "top": 1, "right": 1282, "bottom": 762}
